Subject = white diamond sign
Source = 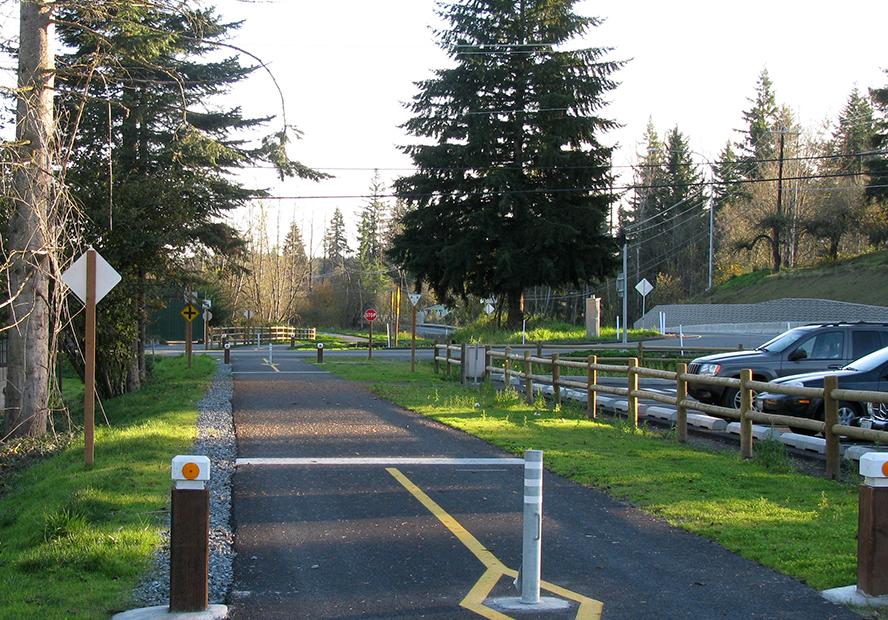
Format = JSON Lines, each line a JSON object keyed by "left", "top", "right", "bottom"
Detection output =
{"left": 61, "top": 248, "right": 121, "bottom": 304}
{"left": 635, "top": 278, "right": 654, "bottom": 297}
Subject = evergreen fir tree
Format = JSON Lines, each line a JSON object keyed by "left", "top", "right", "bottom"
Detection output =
{"left": 323, "top": 208, "right": 350, "bottom": 272}
{"left": 390, "top": 0, "right": 623, "bottom": 327}
{"left": 54, "top": 4, "right": 322, "bottom": 395}
{"left": 865, "top": 74, "right": 888, "bottom": 221}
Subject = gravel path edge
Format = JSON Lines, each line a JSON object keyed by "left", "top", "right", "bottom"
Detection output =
{"left": 130, "top": 360, "right": 236, "bottom": 607}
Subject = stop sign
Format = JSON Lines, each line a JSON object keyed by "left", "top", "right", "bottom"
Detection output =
{"left": 364, "top": 308, "right": 377, "bottom": 322}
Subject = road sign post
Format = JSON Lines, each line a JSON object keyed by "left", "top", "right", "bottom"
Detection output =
{"left": 364, "top": 308, "right": 377, "bottom": 359}
{"left": 61, "top": 248, "right": 120, "bottom": 466}
{"left": 202, "top": 307, "right": 212, "bottom": 351}
{"left": 84, "top": 251, "right": 96, "bottom": 465}
{"left": 635, "top": 278, "right": 654, "bottom": 327}
{"left": 408, "top": 294, "right": 421, "bottom": 371}
{"left": 181, "top": 299, "right": 200, "bottom": 368}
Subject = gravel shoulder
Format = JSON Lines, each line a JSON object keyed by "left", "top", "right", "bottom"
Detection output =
{"left": 131, "top": 361, "right": 236, "bottom": 606}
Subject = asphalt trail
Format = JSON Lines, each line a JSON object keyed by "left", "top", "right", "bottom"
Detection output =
{"left": 228, "top": 353, "right": 860, "bottom": 620}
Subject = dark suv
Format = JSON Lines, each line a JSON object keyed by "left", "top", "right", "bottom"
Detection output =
{"left": 687, "top": 323, "right": 888, "bottom": 408}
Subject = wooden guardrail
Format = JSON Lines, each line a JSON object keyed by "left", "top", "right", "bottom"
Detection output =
{"left": 433, "top": 343, "right": 888, "bottom": 481}
{"left": 208, "top": 325, "right": 316, "bottom": 347}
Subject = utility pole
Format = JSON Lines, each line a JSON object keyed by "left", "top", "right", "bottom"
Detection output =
{"left": 618, "top": 229, "right": 628, "bottom": 344}
{"left": 775, "top": 129, "right": 785, "bottom": 272}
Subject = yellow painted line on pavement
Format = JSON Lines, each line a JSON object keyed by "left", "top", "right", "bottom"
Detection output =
{"left": 387, "top": 467, "right": 603, "bottom": 620}
{"left": 262, "top": 358, "right": 280, "bottom": 372}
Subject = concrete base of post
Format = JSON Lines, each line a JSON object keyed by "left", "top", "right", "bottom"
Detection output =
{"left": 489, "top": 597, "right": 571, "bottom": 612}
{"left": 110, "top": 604, "right": 228, "bottom": 620}
{"left": 822, "top": 586, "right": 888, "bottom": 608}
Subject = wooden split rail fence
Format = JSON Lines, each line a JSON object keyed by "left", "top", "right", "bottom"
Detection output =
{"left": 434, "top": 343, "right": 888, "bottom": 481}
{"left": 208, "top": 326, "right": 316, "bottom": 348}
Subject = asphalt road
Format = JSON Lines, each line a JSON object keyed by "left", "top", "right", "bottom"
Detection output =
{"left": 226, "top": 350, "right": 861, "bottom": 620}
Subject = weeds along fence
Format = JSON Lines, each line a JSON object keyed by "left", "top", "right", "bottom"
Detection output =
{"left": 433, "top": 343, "right": 888, "bottom": 481}
{"left": 208, "top": 326, "right": 316, "bottom": 347}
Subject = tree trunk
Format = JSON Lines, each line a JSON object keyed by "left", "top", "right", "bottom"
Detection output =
{"left": 4, "top": 1, "right": 55, "bottom": 439}
{"left": 506, "top": 290, "right": 524, "bottom": 330}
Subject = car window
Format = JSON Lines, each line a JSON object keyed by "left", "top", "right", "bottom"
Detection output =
{"left": 759, "top": 328, "right": 811, "bottom": 352}
{"left": 845, "top": 346, "right": 888, "bottom": 372}
{"left": 852, "top": 331, "right": 885, "bottom": 359}
{"left": 794, "top": 331, "right": 844, "bottom": 360}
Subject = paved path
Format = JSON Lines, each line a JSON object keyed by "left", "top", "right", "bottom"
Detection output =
{"left": 227, "top": 352, "right": 861, "bottom": 620}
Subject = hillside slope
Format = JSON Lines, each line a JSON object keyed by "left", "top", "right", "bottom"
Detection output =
{"left": 694, "top": 251, "right": 888, "bottom": 308}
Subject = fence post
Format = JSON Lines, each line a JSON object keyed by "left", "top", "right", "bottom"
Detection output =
{"left": 505, "top": 346, "right": 512, "bottom": 389}
{"left": 484, "top": 346, "right": 491, "bottom": 383}
{"left": 637, "top": 341, "right": 645, "bottom": 368}
{"left": 824, "top": 374, "right": 841, "bottom": 481}
{"left": 627, "top": 357, "right": 639, "bottom": 428}
{"left": 434, "top": 344, "right": 440, "bottom": 374}
{"left": 445, "top": 344, "right": 452, "bottom": 377}
{"left": 587, "top": 355, "right": 597, "bottom": 419}
{"left": 740, "top": 369, "right": 753, "bottom": 459}
{"left": 524, "top": 350, "right": 534, "bottom": 404}
{"left": 676, "top": 363, "right": 688, "bottom": 442}
{"left": 551, "top": 353, "right": 561, "bottom": 407}
{"left": 537, "top": 341, "right": 543, "bottom": 357}
{"left": 461, "top": 343, "right": 468, "bottom": 386}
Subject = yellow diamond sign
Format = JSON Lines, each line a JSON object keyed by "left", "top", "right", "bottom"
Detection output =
{"left": 181, "top": 304, "right": 200, "bottom": 322}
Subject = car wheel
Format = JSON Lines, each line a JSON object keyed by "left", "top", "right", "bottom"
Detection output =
{"left": 721, "top": 387, "right": 756, "bottom": 410}
{"left": 835, "top": 402, "right": 860, "bottom": 427}
{"left": 793, "top": 402, "right": 860, "bottom": 435}
{"left": 721, "top": 387, "right": 741, "bottom": 409}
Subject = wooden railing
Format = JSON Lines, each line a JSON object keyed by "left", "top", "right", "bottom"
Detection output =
{"left": 434, "top": 343, "right": 888, "bottom": 480}
{"left": 208, "top": 325, "right": 316, "bottom": 347}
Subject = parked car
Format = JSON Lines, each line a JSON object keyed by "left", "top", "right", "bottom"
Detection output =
{"left": 687, "top": 323, "right": 888, "bottom": 408}
{"left": 754, "top": 345, "right": 888, "bottom": 433}
{"left": 854, "top": 402, "right": 888, "bottom": 432}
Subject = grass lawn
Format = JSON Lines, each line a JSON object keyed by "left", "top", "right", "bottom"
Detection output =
{"left": 0, "top": 355, "right": 216, "bottom": 620}
{"left": 320, "top": 359, "right": 863, "bottom": 596}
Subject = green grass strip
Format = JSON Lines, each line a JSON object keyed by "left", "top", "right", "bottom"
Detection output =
{"left": 322, "top": 359, "right": 860, "bottom": 593}
{"left": 0, "top": 354, "right": 216, "bottom": 620}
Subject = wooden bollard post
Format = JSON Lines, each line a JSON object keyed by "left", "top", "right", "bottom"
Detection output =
{"left": 858, "top": 453, "right": 888, "bottom": 596}
{"left": 170, "top": 456, "right": 211, "bottom": 613}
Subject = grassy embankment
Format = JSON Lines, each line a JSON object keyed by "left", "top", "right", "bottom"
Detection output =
{"left": 319, "top": 358, "right": 864, "bottom": 601}
{"left": 0, "top": 355, "right": 217, "bottom": 620}
{"left": 697, "top": 249, "right": 888, "bottom": 307}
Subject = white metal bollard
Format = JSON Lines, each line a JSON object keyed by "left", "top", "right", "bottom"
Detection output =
{"left": 519, "top": 450, "right": 543, "bottom": 604}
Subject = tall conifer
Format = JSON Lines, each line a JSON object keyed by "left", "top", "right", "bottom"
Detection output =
{"left": 390, "top": 0, "right": 623, "bottom": 327}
